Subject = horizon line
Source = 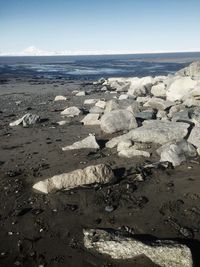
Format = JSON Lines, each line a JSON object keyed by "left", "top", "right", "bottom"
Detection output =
{"left": 1, "top": 50, "right": 200, "bottom": 57}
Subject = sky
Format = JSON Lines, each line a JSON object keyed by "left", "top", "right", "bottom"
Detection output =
{"left": 0, "top": 0, "right": 200, "bottom": 55}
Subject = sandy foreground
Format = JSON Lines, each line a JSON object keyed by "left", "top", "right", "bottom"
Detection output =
{"left": 0, "top": 76, "right": 200, "bottom": 267}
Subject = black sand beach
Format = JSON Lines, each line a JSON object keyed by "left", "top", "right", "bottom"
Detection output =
{"left": 1, "top": 74, "right": 200, "bottom": 266}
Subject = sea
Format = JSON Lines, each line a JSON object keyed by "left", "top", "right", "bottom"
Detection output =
{"left": 0, "top": 52, "right": 200, "bottom": 80}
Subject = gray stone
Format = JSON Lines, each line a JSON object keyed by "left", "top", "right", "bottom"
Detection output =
{"left": 118, "top": 147, "right": 150, "bottom": 158}
{"left": 33, "top": 164, "right": 114, "bottom": 194}
{"left": 157, "top": 140, "right": 197, "bottom": 166}
{"left": 9, "top": 113, "right": 40, "bottom": 127}
{"left": 62, "top": 135, "right": 99, "bottom": 151}
{"left": 106, "top": 120, "right": 189, "bottom": 148}
{"left": 176, "top": 61, "right": 200, "bottom": 80}
{"left": 136, "top": 110, "right": 155, "bottom": 120}
{"left": 61, "top": 106, "right": 81, "bottom": 117}
{"left": 84, "top": 229, "right": 192, "bottom": 267}
{"left": 188, "top": 126, "right": 200, "bottom": 149}
{"left": 117, "top": 140, "right": 133, "bottom": 152}
{"left": 144, "top": 97, "right": 174, "bottom": 111}
{"left": 81, "top": 114, "right": 100, "bottom": 125}
{"left": 89, "top": 106, "right": 104, "bottom": 114}
{"left": 100, "top": 110, "right": 137, "bottom": 134}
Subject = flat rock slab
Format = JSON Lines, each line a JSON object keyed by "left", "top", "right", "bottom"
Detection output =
{"left": 84, "top": 229, "right": 192, "bottom": 267}
{"left": 106, "top": 120, "right": 189, "bottom": 148}
{"left": 81, "top": 114, "right": 100, "bottom": 125}
{"left": 61, "top": 106, "right": 81, "bottom": 117}
{"left": 33, "top": 164, "right": 114, "bottom": 194}
{"left": 62, "top": 135, "right": 99, "bottom": 151}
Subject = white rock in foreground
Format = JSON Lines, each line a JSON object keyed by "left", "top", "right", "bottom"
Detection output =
{"left": 54, "top": 95, "right": 67, "bottom": 101}
{"left": 100, "top": 110, "right": 137, "bottom": 134}
{"left": 118, "top": 147, "right": 150, "bottom": 158}
{"left": 9, "top": 113, "right": 40, "bottom": 127}
{"left": 157, "top": 140, "right": 197, "bottom": 166}
{"left": 81, "top": 114, "right": 100, "bottom": 125}
{"left": 33, "top": 164, "right": 114, "bottom": 194}
{"left": 84, "top": 229, "right": 192, "bottom": 267}
{"left": 61, "top": 106, "right": 81, "bottom": 117}
{"left": 106, "top": 121, "right": 189, "bottom": 148}
{"left": 62, "top": 135, "right": 99, "bottom": 151}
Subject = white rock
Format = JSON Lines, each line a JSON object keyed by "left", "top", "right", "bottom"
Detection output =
{"left": 9, "top": 113, "right": 40, "bottom": 127}
{"left": 136, "top": 96, "right": 151, "bottom": 104}
{"left": 117, "top": 140, "right": 132, "bottom": 152}
{"left": 95, "top": 100, "right": 106, "bottom": 109}
{"left": 62, "top": 135, "right": 99, "bottom": 151}
{"left": 166, "top": 77, "right": 198, "bottom": 102}
{"left": 118, "top": 147, "right": 150, "bottom": 158}
{"left": 144, "top": 97, "right": 174, "bottom": 111}
{"left": 157, "top": 140, "right": 197, "bottom": 166}
{"left": 33, "top": 164, "right": 114, "bottom": 194}
{"left": 89, "top": 106, "right": 104, "bottom": 114}
{"left": 57, "top": 120, "right": 68, "bottom": 126}
{"left": 118, "top": 94, "right": 129, "bottom": 100}
{"left": 100, "top": 110, "right": 137, "bottom": 134}
{"left": 84, "top": 229, "right": 192, "bottom": 267}
{"left": 128, "top": 76, "right": 154, "bottom": 96}
{"left": 81, "top": 114, "right": 100, "bottom": 125}
{"left": 151, "top": 83, "right": 166, "bottom": 97}
{"left": 76, "top": 91, "right": 86, "bottom": 96}
{"left": 176, "top": 61, "right": 200, "bottom": 80}
{"left": 106, "top": 120, "right": 189, "bottom": 148}
{"left": 61, "top": 106, "right": 81, "bottom": 117}
{"left": 101, "top": 86, "right": 107, "bottom": 91}
{"left": 84, "top": 99, "right": 99, "bottom": 105}
{"left": 54, "top": 95, "right": 67, "bottom": 101}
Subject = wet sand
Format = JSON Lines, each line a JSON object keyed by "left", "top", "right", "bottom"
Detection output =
{"left": 1, "top": 77, "right": 200, "bottom": 267}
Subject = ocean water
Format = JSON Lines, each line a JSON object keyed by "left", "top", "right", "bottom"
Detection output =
{"left": 0, "top": 52, "right": 200, "bottom": 80}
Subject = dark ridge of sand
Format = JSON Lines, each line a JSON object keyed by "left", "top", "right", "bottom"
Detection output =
{"left": 1, "top": 77, "right": 200, "bottom": 267}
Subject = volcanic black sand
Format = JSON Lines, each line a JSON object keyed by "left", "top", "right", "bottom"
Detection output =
{"left": 1, "top": 77, "right": 200, "bottom": 267}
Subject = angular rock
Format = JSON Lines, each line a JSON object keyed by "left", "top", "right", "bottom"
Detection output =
{"left": 136, "top": 110, "right": 155, "bottom": 120}
{"left": 151, "top": 83, "right": 166, "bottom": 97}
{"left": 144, "top": 97, "right": 174, "bottom": 111}
{"left": 61, "top": 106, "right": 81, "bottom": 117}
{"left": 191, "top": 108, "right": 200, "bottom": 126}
{"left": 188, "top": 126, "right": 200, "bottom": 149}
{"left": 100, "top": 110, "right": 137, "bottom": 134}
{"left": 118, "top": 147, "right": 150, "bottom": 158}
{"left": 118, "top": 94, "right": 129, "bottom": 100}
{"left": 57, "top": 120, "right": 68, "bottom": 126}
{"left": 106, "top": 121, "right": 189, "bottom": 148}
{"left": 76, "top": 91, "right": 86, "bottom": 96}
{"left": 176, "top": 61, "right": 200, "bottom": 80}
{"left": 84, "top": 229, "right": 192, "bottom": 267}
{"left": 166, "top": 77, "right": 197, "bottom": 102}
{"left": 81, "top": 114, "right": 100, "bottom": 125}
{"left": 95, "top": 100, "right": 106, "bottom": 109}
{"left": 157, "top": 140, "right": 197, "bottom": 166}
{"left": 84, "top": 99, "right": 99, "bottom": 105}
{"left": 117, "top": 140, "right": 132, "bottom": 152}
{"left": 54, "top": 95, "right": 67, "bottom": 101}
{"left": 33, "top": 164, "right": 114, "bottom": 194}
{"left": 171, "top": 110, "right": 191, "bottom": 123}
{"left": 89, "top": 106, "right": 104, "bottom": 114}
{"left": 9, "top": 113, "right": 40, "bottom": 127}
{"left": 62, "top": 135, "right": 99, "bottom": 151}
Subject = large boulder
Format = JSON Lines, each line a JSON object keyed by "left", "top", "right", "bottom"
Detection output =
{"left": 166, "top": 77, "right": 198, "bottom": 102}
{"left": 62, "top": 135, "right": 99, "bottom": 151}
{"left": 128, "top": 76, "right": 154, "bottom": 96}
{"left": 106, "top": 120, "right": 189, "bottom": 148}
{"left": 100, "top": 110, "right": 137, "bottom": 134}
{"left": 84, "top": 229, "right": 192, "bottom": 267}
{"left": 157, "top": 140, "right": 197, "bottom": 166}
{"left": 9, "top": 113, "right": 40, "bottom": 127}
{"left": 144, "top": 97, "right": 174, "bottom": 111}
{"left": 176, "top": 61, "right": 200, "bottom": 80}
{"left": 33, "top": 164, "right": 114, "bottom": 194}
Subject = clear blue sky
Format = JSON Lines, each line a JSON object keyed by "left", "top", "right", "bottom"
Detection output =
{"left": 0, "top": 0, "right": 200, "bottom": 54}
